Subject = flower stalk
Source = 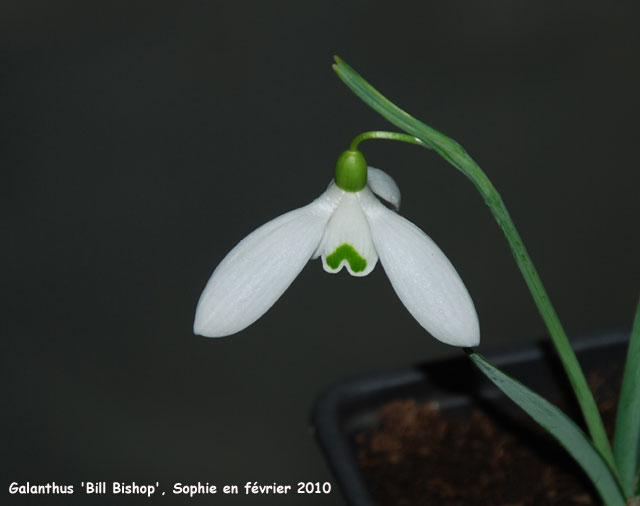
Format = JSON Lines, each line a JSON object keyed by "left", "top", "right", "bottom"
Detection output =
{"left": 350, "top": 131, "right": 427, "bottom": 151}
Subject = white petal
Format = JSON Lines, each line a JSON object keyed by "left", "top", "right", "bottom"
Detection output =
{"left": 367, "top": 166, "right": 401, "bottom": 211}
{"left": 360, "top": 192, "right": 480, "bottom": 346}
{"left": 314, "top": 191, "right": 377, "bottom": 277}
{"left": 194, "top": 184, "right": 343, "bottom": 337}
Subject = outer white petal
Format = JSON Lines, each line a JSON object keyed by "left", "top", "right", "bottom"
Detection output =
{"left": 194, "top": 184, "right": 343, "bottom": 337}
{"left": 367, "top": 166, "right": 401, "bottom": 211}
{"left": 360, "top": 191, "right": 480, "bottom": 346}
{"left": 314, "top": 191, "right": 378, "bottom": 277}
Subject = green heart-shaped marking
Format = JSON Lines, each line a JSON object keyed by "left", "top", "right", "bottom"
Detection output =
{"left": 326, "top": 243, "right": 367, "bottom": 273}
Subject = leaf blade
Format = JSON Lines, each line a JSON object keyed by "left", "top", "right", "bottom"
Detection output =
{"left": 467, "top": 351, "right": 626, "bottom": 506}
{"left": 613, "top": 297, "right": 640, "bottom": 497}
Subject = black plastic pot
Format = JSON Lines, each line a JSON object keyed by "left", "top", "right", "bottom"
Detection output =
{"left": 311, "top": 328, "right": 630, "bottom": 506}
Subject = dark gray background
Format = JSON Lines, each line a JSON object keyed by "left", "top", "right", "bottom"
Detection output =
{"left": 3, "top": 1, "right": 639, "bottom": 505}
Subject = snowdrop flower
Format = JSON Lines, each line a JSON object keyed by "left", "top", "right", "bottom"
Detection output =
{"left": 194, "top": 149, "right": 479, "bottom": 346}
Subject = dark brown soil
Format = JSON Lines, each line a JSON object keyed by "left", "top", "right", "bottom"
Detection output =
{"left": 356, "top": 372, "right": 619, "bottom": 506}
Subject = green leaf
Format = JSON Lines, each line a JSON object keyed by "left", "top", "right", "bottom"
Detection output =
{"left": 332, "top": 55, "right": 616, "bottom": 470}
{"left": 467, "top": 351, "right": 626, "bottom": 506}
{"left": 613, "top": 297, "right": 640, "bottom": 497}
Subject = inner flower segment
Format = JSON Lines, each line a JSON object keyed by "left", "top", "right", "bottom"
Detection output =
{"left": 314, "top": 191, "right": 378, "bottom": 277}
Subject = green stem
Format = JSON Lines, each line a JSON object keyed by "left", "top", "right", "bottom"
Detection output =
{"left": 463, "top": 166, "right": 618, "bottom": 474}
{"left": 336, "top": 54, "right": 616, "bottom": 471}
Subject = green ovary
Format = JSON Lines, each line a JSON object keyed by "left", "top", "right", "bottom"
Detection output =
{"left": 326, "top": 244, "right": 367, "bottom": 273}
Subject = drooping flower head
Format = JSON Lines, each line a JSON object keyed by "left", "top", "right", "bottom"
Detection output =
{"left": 194, "top": 148, "right": 479, "bottom": 346}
